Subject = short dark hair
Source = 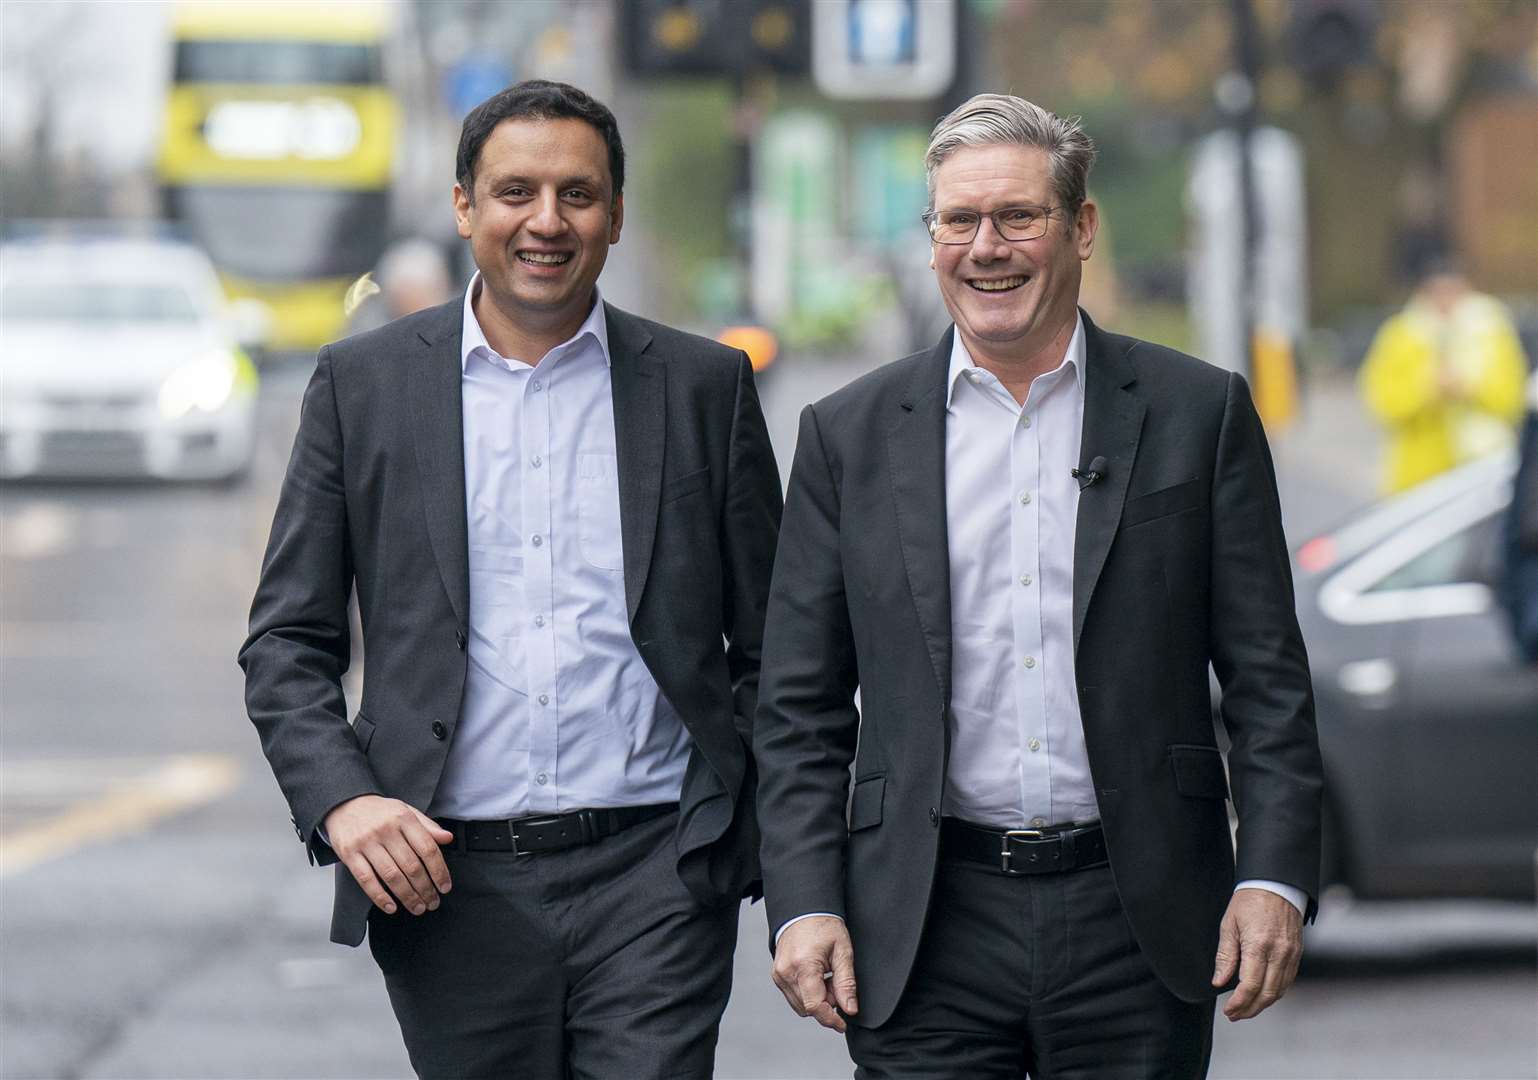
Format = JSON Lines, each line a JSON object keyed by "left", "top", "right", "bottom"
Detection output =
{"left": 455, "top": 80, "right": 625, "bottom": 202}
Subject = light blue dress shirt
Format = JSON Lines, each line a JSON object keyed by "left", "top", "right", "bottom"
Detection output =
{"left": 428, "top": 276, "right": 691, "bottom": 820}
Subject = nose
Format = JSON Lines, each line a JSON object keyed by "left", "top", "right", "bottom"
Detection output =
{"left": 968, "top": 214, "right": 1011, "bottom": 262}
{"left": 526, "top": 192, "right": 567, "bottom": 237}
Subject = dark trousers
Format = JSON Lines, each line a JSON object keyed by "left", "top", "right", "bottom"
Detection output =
{"left": 847, "top": 857, "right": 1214, "bottom": 1079}
{"left": 366, "top": 811, "right": 738, "bottom": 1080}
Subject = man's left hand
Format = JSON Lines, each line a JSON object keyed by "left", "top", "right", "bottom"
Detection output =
{"left": 1211, "top": 888, "right": 1303, "bottom": 1021}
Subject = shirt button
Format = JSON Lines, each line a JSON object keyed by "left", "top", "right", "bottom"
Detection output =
{"left": 534, "top": 614, "right": 545, "bottom": 627}
{"left": 1028, "top": 737, "right": 1041, "bottom": 751}
{"left": 536, "top": 772, "right": 548, "bottom": 786}
{"left": 531, "top": 455, "right": 542, "bottom": 469}
{"left": 537, "top": 693, "right": 549, "bottom": 706}
{"left": 1030, "top": 817, "right": 1047, "bottom": 828}
{"left": 532, "top": 379, "right": 542, "bottom": 391}
{"left": 431, "top": 721, "right": 446, "bottom": 740}
{"left": 1023, "top": 656, "right": 1036, "bottom": 669}
{"left": 1021, "top": 415, "right": 1032, "bottom": 428}
{"left": 531, "top": 534, "right": 543, "bottom": 547}
{"left": 1019, "top": 492, "right": 1031, "bottom": 505}
{"left": 1019, "top": 574, "right": 1032, "bottom": 586}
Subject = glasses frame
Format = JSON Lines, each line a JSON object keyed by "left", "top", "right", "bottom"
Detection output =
{"left": 921, "top": 204, "right": 1063, "bottom": 245}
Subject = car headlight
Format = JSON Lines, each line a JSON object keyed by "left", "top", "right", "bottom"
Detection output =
{"left": 159, "top": 352, "right": 237, "bottom": 419}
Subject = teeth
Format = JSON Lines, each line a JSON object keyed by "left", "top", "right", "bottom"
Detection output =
{"left": 970, "top": 277, "right": 1025, "bottom": 291}
{"left": 519, "top": 252, "right": 571, "bottom": 265}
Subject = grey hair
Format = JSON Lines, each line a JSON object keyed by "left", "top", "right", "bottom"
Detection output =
{"left": 924, "top": 94, "right": 1097, "bottom": 215}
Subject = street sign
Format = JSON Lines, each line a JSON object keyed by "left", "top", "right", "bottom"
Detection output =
{"left": 812, "top": 0, "right": 956, "bottom": 100}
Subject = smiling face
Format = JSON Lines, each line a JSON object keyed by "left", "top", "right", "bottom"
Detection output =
{"left": 930, "top": 143, "right": 1097, "bottom": 368}
{"left": 452, "top": 116, "right": 622, "bottom": 347}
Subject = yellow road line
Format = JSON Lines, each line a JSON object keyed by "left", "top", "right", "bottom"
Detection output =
{"left": 0, "top": 754, "right": 241, "bottom": 878}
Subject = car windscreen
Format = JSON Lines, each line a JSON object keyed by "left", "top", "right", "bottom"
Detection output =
{"left": 1, "top": 283, "right": 203, "bottom": 324}
{"left": 166, "top": 185, "right": 388, "bottom": 281}
{"left": 174, "top": 40, "right": 381, "bottom": 85}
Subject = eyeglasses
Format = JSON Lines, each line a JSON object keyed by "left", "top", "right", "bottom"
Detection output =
{"left": 922, "top": 205, "right": 1061, "bottom": 245}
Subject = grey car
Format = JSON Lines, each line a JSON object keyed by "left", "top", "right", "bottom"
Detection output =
{"left": 1288, "top": 451, "right": 1538, "bottom": 900}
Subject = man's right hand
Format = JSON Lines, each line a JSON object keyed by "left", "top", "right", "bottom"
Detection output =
{"left": 323, "top": 795, "right": 454, "bottom": 916}
{"left": 771, "top": 915, "right": 858, "bottom": 1033}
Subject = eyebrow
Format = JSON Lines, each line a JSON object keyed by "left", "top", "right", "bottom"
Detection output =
{"left": 486, "top": 173, "right": 605, "bottom": 191}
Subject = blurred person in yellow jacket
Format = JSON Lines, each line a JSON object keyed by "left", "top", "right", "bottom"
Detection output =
{"left": 1359, "top": 262, "right": 1528, "bottom": 493}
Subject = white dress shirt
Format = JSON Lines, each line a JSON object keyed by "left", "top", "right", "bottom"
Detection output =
{"left": 777, "top": 316, "right": 1302, "bottom": 941}
{"left": 429, "top": 276, "right": 691, "bottom": 819}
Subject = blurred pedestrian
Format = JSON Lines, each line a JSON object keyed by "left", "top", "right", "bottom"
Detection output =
{"left": 755, "top": 93, "right": 1321, "bottom": 1078}
{"left": 1359, "top": 260, "right": 1528, "bottom": 493}
{"left": 344, "top": 237, "right": 454, "bottom": 335}
{"left": 240, "top": 80, "right": 780, "bottom": 1079}
{"left": 1501, "top": 371, "right": 1538, "bottom": 662}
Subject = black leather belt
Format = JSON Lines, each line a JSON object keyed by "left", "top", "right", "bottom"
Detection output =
{"left": 439, "top": 803, "right": 677, "bottom": 855}
{"left": 940, "top": 818, "right": 1108, "bottom": 876}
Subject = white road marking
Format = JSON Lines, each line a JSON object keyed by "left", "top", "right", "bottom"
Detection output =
{"left": 0, "top": 753, "right": 241, "bottom": 877}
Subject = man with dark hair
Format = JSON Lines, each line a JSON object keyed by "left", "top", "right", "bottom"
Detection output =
{"left": 241, "top": 80, "right": 781, "bottom": 1078}
{"left": 756, "top": 93, "right": 1321, "bottom": 1077}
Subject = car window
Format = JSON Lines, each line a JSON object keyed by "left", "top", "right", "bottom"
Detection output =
{"left": 1368, "top": 510, "right": 1502, "bottom": 592}
{"left": 1, "top": 283, "right": 202, "bottom": 324}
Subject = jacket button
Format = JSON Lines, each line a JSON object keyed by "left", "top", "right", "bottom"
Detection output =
{"left": 431, "top": 721, "right": 446, "bottom": 740}
{"left": 455, "top": 630, "right": 466, "bottom": 650}
{"left": 929, "top": 807, "right": 939, "bottom": 826}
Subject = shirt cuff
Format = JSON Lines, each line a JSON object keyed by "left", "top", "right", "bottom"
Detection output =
{"left": 1235, "top": 879, "right": 1308, "bottom": 918}
{"left": 774, "top": 912, "right": 842, "bottom": 946}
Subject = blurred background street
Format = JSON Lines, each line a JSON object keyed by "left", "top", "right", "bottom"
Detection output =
{"left": 3, "top": 1, "right": 1536, "bottom": 1078}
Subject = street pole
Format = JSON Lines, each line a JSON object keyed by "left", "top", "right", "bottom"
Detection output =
{"left": 1230, "top": 0, "right": 1262, "bottom": 382}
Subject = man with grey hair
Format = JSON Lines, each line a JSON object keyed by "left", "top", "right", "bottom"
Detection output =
{"left": 754, "top": 93, "right": 1321, "bottom": 1076}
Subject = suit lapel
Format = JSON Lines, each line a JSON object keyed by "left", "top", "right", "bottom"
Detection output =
{"left": 604, "top": 303, "right": 663, "bottom": 623}
{"left": 408, "top": 299, "right": 470, "bottom": 626}
{"left": 888, "top": 331, "right": 954, "bottom": 702}
{"left": 1072, "top": 311, "right": 1145, "bottom": 654}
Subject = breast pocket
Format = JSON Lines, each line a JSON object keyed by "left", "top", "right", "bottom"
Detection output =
{"left": 578, "top": 451, "right": 624, "bottom": 571}
{"left": 1120, "top": 476, "right": 1202, "bottom": 531}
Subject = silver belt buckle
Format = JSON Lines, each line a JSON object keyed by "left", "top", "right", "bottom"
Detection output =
{"left": 1001, "top": 828, "right": 1045, "bottom": 873}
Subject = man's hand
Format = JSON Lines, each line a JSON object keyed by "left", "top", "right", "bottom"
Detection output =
{"left": 1211, "top": 887, "right": 1304, "bottom": 1021}
{"left": 323, "top": 795, "right": 454, "bottom": 916}
{"left": 771, "top": 916, "right": 858, "bottom": 1033}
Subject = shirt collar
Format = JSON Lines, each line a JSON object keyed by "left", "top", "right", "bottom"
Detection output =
{"left": 459, "top": 271, "right": 611, "bottom": 373}
{"left": 945, "top": 312, "right": 1086, "bottom": 409}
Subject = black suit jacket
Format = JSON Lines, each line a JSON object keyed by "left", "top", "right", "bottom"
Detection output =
{"left": 755, "top": 312, "right": 1322, "bottom": 1027}
{"left": 240, "top": 298, "right": 782, "bottom": 946}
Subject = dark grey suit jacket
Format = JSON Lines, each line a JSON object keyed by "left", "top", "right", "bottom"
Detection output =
{"left": 240, "top": 298, "right": 782, "bottom": 946}
{"left": 755, "top": 311, "right": 1322, "bottom": 1028}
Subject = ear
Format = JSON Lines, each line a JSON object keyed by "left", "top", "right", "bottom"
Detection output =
{"left": 452, "top": 183, "right": 473, "bottom": 240}
{"left": 1074, "top": 199, "right": 1099, "bottom": 261}
{"left": 608, "top": 193, "right": 624, "bottom": 245}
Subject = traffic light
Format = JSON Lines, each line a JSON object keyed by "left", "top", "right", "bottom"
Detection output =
{"left": 620, "top": 0, "right": 809, "bottom": 78}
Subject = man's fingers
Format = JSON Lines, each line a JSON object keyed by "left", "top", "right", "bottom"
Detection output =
{"left": 401, "top": 818, "right": 453, "bottom": 895}
{"left": 808, "top": 996, "right": 847, "bottom": 1033}
{"left": 795, "top": 964, "right": 831, "bottom": 1023}
{"left": 1223, "top": 943, "right": 1269, "bottom": 1021}
{"left": 771, "top": 970, "right": 810, "bottom": 1017}
{"left": 342, "top": 853, "right": 397, "bottom": 915}
{"left": 373, "top": 840, "right": 434, "bottom": 914}
{"left": 1211, "top": 916, "right": 1239, "bottom": 987}
{"left": 830, "top": 936, "right": 859, "bottom": 1015}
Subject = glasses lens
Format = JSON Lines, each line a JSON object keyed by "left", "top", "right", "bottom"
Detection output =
{"left": 930, "top": 211, "right": 979, "bottom": 244}
{"left": 995, "top": 207, "right": 1048, "bottom": 240}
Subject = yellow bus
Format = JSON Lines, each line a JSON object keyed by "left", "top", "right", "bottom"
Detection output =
{"left": 157, "top": 2, "right": 400, "bottom": 351}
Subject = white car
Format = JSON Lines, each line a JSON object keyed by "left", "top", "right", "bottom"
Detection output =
{"left": 1, "top": 232, "right": 259, "bottom": 481}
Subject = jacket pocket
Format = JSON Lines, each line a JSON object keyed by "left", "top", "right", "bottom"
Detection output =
{"left": 1169, "top": 744, "right": 1229, "bottom": 800}
{"left": 662, "top": 466, "right": 709, "bottom": 505}
{"left": 352, "top": 711, "right": 377, "bottom": 755}
{"left": 1121, "top": 476, "right": 1201, "bottom": 530}
{"left": 848, "top": 774, "right": 885, "bottom": 832}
